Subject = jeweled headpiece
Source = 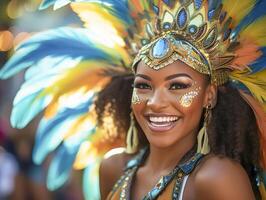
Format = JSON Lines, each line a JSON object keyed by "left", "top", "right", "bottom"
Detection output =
{"left": 0, "top": 0, "right": 265, "bottom": 199}
{"left": 130, "top": 0, "right": 256, "bottom": 85}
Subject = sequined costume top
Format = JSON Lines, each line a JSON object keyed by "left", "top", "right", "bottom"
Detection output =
{"left": 107, "top": 148, "right": 204, "bottom": 200}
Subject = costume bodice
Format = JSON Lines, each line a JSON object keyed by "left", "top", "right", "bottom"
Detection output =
{"left": 107, "top": 148, "right": 204, "bottom": 200}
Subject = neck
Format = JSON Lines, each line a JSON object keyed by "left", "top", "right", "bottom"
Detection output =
{"left": 145, "top": 134, "right": 196, "bottom": 175}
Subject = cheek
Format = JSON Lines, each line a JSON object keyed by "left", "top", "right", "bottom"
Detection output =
{"left": 171, "top": 88, "right": 205, "bottom": 123}
{"left": 131, "top": 88, "right": 150, "bottom": 105}
{"left": 177, "top": 87, "right": 201, "bottom": 108}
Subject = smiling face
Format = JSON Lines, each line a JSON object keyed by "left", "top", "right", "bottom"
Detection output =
{"left": 132, "top": 60, "right": 216, "bottom": 149}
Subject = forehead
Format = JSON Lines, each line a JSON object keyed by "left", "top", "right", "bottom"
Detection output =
{"left": 135, "top": 60, "right": 207, "bottom": 82}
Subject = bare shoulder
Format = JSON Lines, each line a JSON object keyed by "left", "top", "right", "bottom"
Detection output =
{"left": 191, "top": 155, "right": 255, "bottom": 200}
{"left": 99, "top": 149, "right": 133, "bottom": 199}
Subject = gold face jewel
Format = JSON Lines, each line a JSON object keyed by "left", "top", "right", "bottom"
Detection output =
{"left": 179, "top": 87, "right": 201, "bottom": 108}
{"left": 131, "top": 88, "right": 141, "bottom": 104}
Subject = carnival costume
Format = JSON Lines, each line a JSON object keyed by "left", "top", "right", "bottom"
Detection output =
{"left": 0, "top": 0, "right": 266, "bottom": 199}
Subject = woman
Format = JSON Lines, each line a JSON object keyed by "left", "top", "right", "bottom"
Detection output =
{"left": 0, "top": 0, "right": 265, "bottom": 199}
{"left": 95, "top": 0, "right": 265, "bottom": 198}
{"left": 99, "top": 60, "right": 259, "bottom": 199}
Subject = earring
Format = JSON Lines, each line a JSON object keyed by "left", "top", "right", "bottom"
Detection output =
{"left": 126, "top": 112, "right": 139, "bottom": 154}
{"left": 197, "top": 104, "right": 212, "bottom": 154}
{"left": 132, "top": 88, "right": 141, "bottom": 104}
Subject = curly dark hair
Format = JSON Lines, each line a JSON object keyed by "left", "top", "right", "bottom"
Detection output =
{"left": 94, "top": 70, "right": 261, "bottom": 198}
{"left": 208, "top": 84, "right": 261, "bottom": 198}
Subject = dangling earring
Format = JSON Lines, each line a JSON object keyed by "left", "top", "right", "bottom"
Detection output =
{"left": 197, "top": 104, "right": 212, "bottom": 154}
{"left": 126, "top": 112, "right": 139, "bottom": 154}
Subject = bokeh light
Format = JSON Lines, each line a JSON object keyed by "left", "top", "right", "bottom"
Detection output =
{"left": 0, "top": 30, "right": 14, "bottom": 51}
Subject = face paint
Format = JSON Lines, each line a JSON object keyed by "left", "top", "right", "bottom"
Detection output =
{"left": 179, "top": 87, "right": 201, "bottom": 108}
{"left": 131, "top": 88, "right": 141, "bottom": 104}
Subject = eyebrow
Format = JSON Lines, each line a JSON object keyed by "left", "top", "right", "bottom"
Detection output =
{"left": 135, "top": 73, "right": 192, "bottom": 81}
{"left": 165, "top": 73, "right": 192, "bottom": 80}
{"left": 135, "top": 74, "right": 151, "bottom": 80}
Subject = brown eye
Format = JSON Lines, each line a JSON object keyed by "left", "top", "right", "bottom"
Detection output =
{"left": 169, "top": 82, "right": 190, "bottom": 90}
{"left": 133, "top": 82, "right": 151, "bottom": 89}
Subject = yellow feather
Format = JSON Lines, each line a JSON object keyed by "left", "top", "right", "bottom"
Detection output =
{"left": 73, "top": 141, "right": 97, "bottom": 169}
{"left": 71, "top": 3, "right": 126, "bottom": 35}
{"left": 230, "top": 69, "right": 266, "bottom": 112}
{"left": 71, "top": 3, "right": 132, "bottom": 66}
{"left": 41, "top": 62, "right": 112, "bottom": 118}
{"left": 240, "top": 16, "right": 266, "bottom": 46}
{"left": 222, "top": 0, "right": 256, "bottom": 26}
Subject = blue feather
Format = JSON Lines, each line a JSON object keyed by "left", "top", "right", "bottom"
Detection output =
{"left": 39, "top": 0, "right": 58, "bottom": 10}
{"left": 47, "top": 142, "right": 79, "bottom": 190}
{"left": 229, "top": 79, "right": 251, "bottom": 94}
{"left": 249, "top": 47, "right": 266, "bottom": 73}
{"left": 232, "top": 0, "right": 266, "bottom": 37}
{"left": 0, "top": 27, "right": 118, "bottom": 79}
{"left": 33, "top": 96, "right": 94, "bottom": 164}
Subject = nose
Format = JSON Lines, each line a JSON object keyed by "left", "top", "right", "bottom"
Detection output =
{"left": 147, "top": 88, "right": 169, "bottom": 111}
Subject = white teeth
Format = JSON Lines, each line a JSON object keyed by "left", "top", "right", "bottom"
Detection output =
{"left": 149, "top": 116, "right": 178, "bottom": 123}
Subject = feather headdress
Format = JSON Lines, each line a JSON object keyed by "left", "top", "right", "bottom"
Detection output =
{"left": 0, "top": 0, "right": 265, "bottom": 199}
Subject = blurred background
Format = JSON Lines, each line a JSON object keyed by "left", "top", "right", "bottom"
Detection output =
{"left": 0, "top": 1, "right": 85, "bottom": 199}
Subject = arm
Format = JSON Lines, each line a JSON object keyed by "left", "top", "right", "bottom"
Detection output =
{"left": 194, "top": 156, "right": 255, "bottom": 200}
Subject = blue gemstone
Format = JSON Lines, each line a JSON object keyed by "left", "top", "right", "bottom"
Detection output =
{"left": 152, "top": 5, "right": 159, "bottom": 15}
{"left": 208, "top": 9, "right": 215, "bottom": 20}
{"left": 152, "top": 38, "right": 170, "bottom": 59}
{"left": 163, "top": 22, "right": 171, "bottom": 30}
{"left": 177, "top": 8, "right": 187, "bottom": 28}
{"left": 188, "top": 25, "right": 197, "bottom": 34}
{"left": 194, "top": 0, "right": 202, "bottom": 10}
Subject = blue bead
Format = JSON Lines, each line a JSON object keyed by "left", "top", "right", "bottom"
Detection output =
{"left": 177, "top": 8, "right": 187, "bottom": 28}
{"left": 194, "top": 0, "right": 203, "bottom": 10}
{"left": 152, "top": 38, "right": 170, "bottom": 59}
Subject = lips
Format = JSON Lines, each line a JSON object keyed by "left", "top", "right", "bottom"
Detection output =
{"left": 145, "top": 114, "right": 179, "bottom": 132}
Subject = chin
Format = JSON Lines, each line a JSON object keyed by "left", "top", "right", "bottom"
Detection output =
{"left": 145, "top": 130, "right": 183, "bottom": 149}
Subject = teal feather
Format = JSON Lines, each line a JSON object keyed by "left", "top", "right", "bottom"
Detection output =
{"left": 83, "top": 161, "right": 101, "bottom": 200}
{"left": 47, "top": 142, "right": 80, "bottom": 190}
{"left": 33, "top": 96, "right": 94, "bottom": 164}
{"left": 47, "top": 126, "right": 96, "bottom": 190}
{"left": 0, "top": 44, "right": 39, "bottom": 79}
{"left": 0, "top": 27, "right": 118, "bottom": 80}
{"left": 39, "top": 0, "right": 57, "bottom": 10}
{"left": 11, "top": 91, "right": 52, "bottom": 129}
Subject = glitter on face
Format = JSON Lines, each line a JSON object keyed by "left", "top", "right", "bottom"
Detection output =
{"left": 131, "top": 88, "right": 141, "bottom": 104}
{"left": 179, "top": 87, "right": 201, "bottom": 107}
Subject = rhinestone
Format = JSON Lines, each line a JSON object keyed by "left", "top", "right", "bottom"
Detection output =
{"left": 188, "top": 25, "right": 197, "bottom": 34}
{"left": 194, "top": 0, "right": 203, "bottom": 10}
{"left": 177, "top": 8, "right": 188, "bottom": 29}
{"left": 152, "top": 38, "right": 170, "bottom": 58}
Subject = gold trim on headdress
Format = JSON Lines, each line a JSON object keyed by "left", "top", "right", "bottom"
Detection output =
{"left": 131, "top": 0, "right": 235, "bottom": 85}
